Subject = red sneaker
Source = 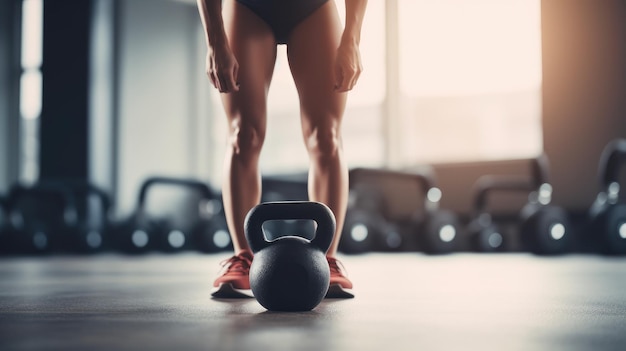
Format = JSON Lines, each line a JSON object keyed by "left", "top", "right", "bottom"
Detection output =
{"left": 326, "top": 257, "right": 354, "bottom": 298}
{"left": 211, "top": 251, "right": 254, "bottom": 298}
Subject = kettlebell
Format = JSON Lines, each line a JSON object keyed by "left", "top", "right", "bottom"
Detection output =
{"left": 0, "top": 194, "right": 9, "bottom": 254}
{"left": 340, "top": 182, "right": 387, "bottom": 254}
{"left": 38, "top": 180, "right": 113, "bottom": 253}
{"left": 468, "top": 155, "right": 571, "bottom": 255}
{"left": 518, "top": 154, "right": 571, "bottom": 255}
{"left": 4, "top": 183, "right": 79, "bottom": 254}
{"left": 245, "top": 201, "right": 335, "bottom": 312}
{"left": 467, "top": 175, "right": 531, "bottom": 253}
{"left": 588, "top": 139, "right": 626, "bottom": 255}
{"left": 345, "top": 167, "right": 459, "bottom": 254}
{"left": 112, "top": 176, "right": 217, "bottom": 253}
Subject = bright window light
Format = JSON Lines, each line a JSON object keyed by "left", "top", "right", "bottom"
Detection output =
{"left": 21, "top": 0, "right": 43, "bottom": 68}
{"left": 397, "top": 0, "right": 543, "bottom": 164}
{"left": 19, "top": 69, "right": 42, "bottom": 120}
{"left": 19, "top": 0, "right": 44, "bottom": 184}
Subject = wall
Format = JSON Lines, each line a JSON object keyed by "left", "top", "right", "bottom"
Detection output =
{"left": 541, "top": 0, "right": 626, "bottom": 211}
{"left": 116, "top": 0, "right": 212, "bottom": 216}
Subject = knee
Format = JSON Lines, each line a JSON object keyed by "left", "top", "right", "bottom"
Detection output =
{"left": 306, "top": 125, "right": 341, "bottom": 160}
{"left": 228, "top": 121, "right": 264, "bottom": 160}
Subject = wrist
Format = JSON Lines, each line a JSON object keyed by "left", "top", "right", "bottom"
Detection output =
{"left": 207, "top": 24, "right": 228, "bottom": 47}
{"left": 341, "top": 28, "right": 361, "bottom": 47}
{"left": 340, "top": 34, "right": 360, "bottom": 48}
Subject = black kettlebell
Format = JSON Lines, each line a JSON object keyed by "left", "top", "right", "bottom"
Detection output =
{"left": 588, "top": 139, "right": 626, "bottom": 255}
{"left": 245, "top": 201, "right": 335, "bottom": 312}
{"left": 4, "top": 183, "right": 79, "bottom": 254}
{"left": 193, "top": 197, "right": 233, "bottom": 253}
{"left": 403, "top": 169, "right": 459, "bottom": 254}
{"left": 345, "top": 167, "right": 459, "bottom": 254}
{"left": 37, "top": 180, "right": 113, "bottom": 253}
{"left": 518, "top": 155, "right": 571, "bottom": 255}
{"left": 467, "top": 175, "right": 531, "bottom": 253}
{"left": 468, "top": 155, "right": 571, "bottom": 255}
{"left": 0, "top": 194, "right": 10, "bottom": 254}
{"left": 112, "top": 176, "right": 215, "bottom": 253}
{"left": 344, "top": 180, "right": 408, "bottom": 253}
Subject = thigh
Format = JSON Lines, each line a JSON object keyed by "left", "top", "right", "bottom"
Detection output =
{"left": 286, "top": 1, "right": 347, "bottom": 132}
{"left": 221, "top": 0, "right": 277, "bottom": 129}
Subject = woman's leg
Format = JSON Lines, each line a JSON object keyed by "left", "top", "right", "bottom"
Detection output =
{"left": 220, "top": 0, "right": 277, "bottom": 255}
{"left": 286, "top": 1, "right": 348, "bottom": 258}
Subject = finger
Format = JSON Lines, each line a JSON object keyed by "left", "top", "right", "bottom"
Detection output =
{"left": 220, "top": 76, "right": 236, "bottom": 93}
{"left": 344, "top": 66, "right": 362, "bottom": 91}
{"left": 335, "top": 75, "right": 349, "bottom": 92}
{"left": 230, "top": 63, "right": 240, "bottom": 92}
{"left": 207, "top": 69, "right": 219, "bottom": 89}
{"left": 210, "top": 73, "right": 219, "bottom": 90}
{"left": 335, "top": 71, "right": 351, "bottom": 92}
{"left": 217, "top": 74, "right": 228, "bottom": 93}
{"left": 352, "top": 67, "right": 362, "bottom": 88}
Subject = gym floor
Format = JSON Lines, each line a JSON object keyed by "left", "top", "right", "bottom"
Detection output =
{"left": 1, "top": 253, "right": 625, "bottom": 351}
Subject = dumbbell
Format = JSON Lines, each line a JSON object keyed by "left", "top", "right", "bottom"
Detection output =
{"left": 467, "top": 176, "right": 530, "bottom": 253}
{"left": 469, "top": 155, "right": 572, "bottom": 255}
{"left": 588, "top": 139, "right": 626, "bottom": 255}
{"left": 3, "top": 183, "right": 79, "bottom": 254}
{"left": 346, "top": 167, "right": 460, "bottom": 254}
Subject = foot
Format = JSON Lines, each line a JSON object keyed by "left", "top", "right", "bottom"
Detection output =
{"left": 211, "top": 251, "right": 254, "bottom": 298}
{"left": 326, "top": 257, "right": 354, "bottom": 298}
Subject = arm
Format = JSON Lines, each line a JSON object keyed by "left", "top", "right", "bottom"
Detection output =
{"left": 335, "top": 0, "right": 368, "bottom": 92}
{"left": 196, "top": 0, "right": 239, "bottom": 93}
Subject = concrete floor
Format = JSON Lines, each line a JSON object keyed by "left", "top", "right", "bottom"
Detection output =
{"left": 0, "top": 253, "right": 625, "bottom": 351}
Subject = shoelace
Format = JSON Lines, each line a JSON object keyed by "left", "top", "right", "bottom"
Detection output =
{"left": 219, "top": 253, "right": 252, "bottom": 275}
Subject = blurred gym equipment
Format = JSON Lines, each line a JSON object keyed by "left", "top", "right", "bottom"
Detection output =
{"left": 345, "top": 167, "right": 460, "bottom": 254}
{"left": 111, "top": 177, "right": 227, "bottom": 254}
{"left": 193, "top": 196, "right": 232, "bottom": 253}
{"left": 341, "top": 181, "right": 405, "bottom": 254}
{"left": 2, "top": 183, "right": 79, "bottom": 254}
{"left": 588, "top": 139, "right": 626, "bottom": 255}
{"left": 0, "top": 194, "right": 9, "bottom": 254}
{"left": 467, "top": 176, "right": 527, "bottom": 253}
{"left": 468, "top": 155, "right": 572, "bottom": 255}
{"left": 34, "top": 181, "right": 113, "bottom": 253}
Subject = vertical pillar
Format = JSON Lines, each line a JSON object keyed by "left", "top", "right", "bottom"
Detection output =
{"left": 39, "top": 0, "right": 93, "bottom": 180}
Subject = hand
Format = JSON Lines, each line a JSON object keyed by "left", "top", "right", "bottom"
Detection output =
{"left": 206, "top": 44, "right": 240, "bottom": 93}
{"left": 334, "top": 40, "right": 363, "bottom": 92}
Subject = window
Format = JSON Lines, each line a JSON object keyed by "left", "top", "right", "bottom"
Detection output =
{"left": 19, "top": 0, "right": 43, "bottom": 183}
{"left": 397, "top": 0, "right": 543, "bottom": 164}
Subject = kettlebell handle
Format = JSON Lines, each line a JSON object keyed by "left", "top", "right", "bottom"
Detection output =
{"left": 473, "top": 175, "right": 534, "bottom": 216}
{"left": 599, "top": 139, "right": 626, "bottom": 192}
{"left": 244, "top": 201, "right": 336, "bottom": 254}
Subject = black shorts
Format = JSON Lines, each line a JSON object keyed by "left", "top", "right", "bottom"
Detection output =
{"left": 236, "top": 0, "right": 329, "bottom": 44}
